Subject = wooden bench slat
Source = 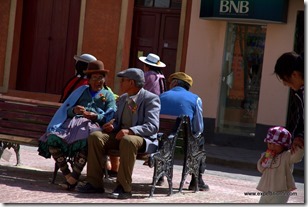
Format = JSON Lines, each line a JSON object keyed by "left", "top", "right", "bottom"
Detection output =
{"left": 0, "top": 102, "right": 58, "bottom": 116}
{"left": 0, "top": 111, "right": 52, "bottom": 124}
{"left": 0, "top": 127, "right": 43, "bottom": 139}
{"left": 0, "top": 119, "right": 47, "bottom": 133}
{"left": 0, "top": 133, "right": 38, "bottom": 146}
{"left": 0, "top": 94, "right": 62, "bottom": 108}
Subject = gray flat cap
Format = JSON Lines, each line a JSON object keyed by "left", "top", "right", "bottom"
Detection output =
{"left": 117, "top": 68, "right": 145, "bottom": 83}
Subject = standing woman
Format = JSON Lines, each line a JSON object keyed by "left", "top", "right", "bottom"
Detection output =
{"left": 139, "top": 53, "right": 167, "bottom": 95}
{"left": 38, "top": 60, "right": 116, "bottom": 190}
{"left": 274, "top": 52, "right": 304, "bottom": 154}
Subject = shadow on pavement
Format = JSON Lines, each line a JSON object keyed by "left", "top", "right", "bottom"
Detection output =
{"left": 0, "top": 165, "right": 174, "bottom": 199}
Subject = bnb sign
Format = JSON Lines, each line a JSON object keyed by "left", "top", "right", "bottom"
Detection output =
{"left": 219, "top": 0, "right": 250, "bottom": 14}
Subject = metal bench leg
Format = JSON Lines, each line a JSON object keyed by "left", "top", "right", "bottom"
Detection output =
{"left": 166, "top": 167, "right": 174, "bottom": 196}
{"left": 179, "top": 143, "right": 189, "bottom": 193}
{"left": 51, "top": 162, "right": 59, "bottom": 184}
{"left": 0, "top": 141, "right": 20, "bottom": 165}
{"left": 149, "top": 161, "right": 159, "bottom": 197}
{"left": 179, "top": 161, "right": 189, "bottom": 192}
{"left": 13, "top": 144, "right": 21, "bottom": 166}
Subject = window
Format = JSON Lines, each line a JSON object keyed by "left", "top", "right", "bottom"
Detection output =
{"left": 217, "top": 23, "right": 267, "bottom": 136}
{"left": 135, "top": 0, "right": 181, "bottom": 9}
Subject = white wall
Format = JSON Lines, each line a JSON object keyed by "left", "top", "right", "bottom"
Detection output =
{"left": 185, "top": 0, "right": 226, "bottom": 119}
{"left": 185, "top": 0, "right": 304, "bottom": 126}
{"left": 258, "top": 0, "right": 304, "bottom": 125}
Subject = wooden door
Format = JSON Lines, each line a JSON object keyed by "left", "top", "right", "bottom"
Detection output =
{"left": 158, "top": 12, "right": 180, "bottom": 84}
{"left": 16, "top": 0, "right": 81, "bottom": 94}
{"left": 130, "top": 7, "right": 180, "bottom": 86}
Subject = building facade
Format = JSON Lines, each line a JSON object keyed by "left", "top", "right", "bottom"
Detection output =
{"left": 0, "top": 0, "right": 304, "bottom": 149}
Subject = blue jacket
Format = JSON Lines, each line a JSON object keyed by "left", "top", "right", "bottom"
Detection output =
{"left": 160, "top": 86, "right": 204, "bottom": 136}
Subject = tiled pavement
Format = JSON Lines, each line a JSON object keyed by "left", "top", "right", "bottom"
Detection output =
{"left": 0, "top": 144, "right": 304, "bottom": 204}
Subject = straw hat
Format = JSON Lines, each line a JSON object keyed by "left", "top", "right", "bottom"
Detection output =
{"left": 139, "top": 53, "right": 166, "bottom": 68}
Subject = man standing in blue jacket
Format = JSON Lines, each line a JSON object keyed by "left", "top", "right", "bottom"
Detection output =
{"left": 160, "top": 72, "right": 209, "bottom": 191}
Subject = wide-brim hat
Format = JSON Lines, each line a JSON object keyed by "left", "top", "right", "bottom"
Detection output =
{"left": 168, "top": 72, "right": 193, "bottom": 87}
{"left": 139, "top": 53, "right": 166, "bottom": 68}
{"left": 84, "top": 60, "right": 109, "bottom": 74}
{"left": 74, "top": 53, "right": 97, "bottom": 63}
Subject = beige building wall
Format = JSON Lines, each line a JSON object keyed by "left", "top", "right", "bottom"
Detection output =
{"left": 185, "top": 0, "right": 304, "bottom": 126}
{"left": 258, "top": 0, "right": 304, "bottom": 126}
{"left": 185, "top": 0, "right": 226, "bottom": 119}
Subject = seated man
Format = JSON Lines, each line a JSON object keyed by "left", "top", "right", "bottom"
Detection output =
{"left": 77, "top": 68, "right": 161, "bottom": 199}
{"left": 159, "top": 72, "right": 209, "bottom": 191}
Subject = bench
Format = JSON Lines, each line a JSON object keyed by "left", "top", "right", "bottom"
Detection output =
{"left": 148, "top": 114, "right": 182, "bottom": 196}
{"left": 177, "top": 115, "right": 207, "bottom": 193}
{"left": 0, "top": 94, "right": 63, "bottom": 183}
{"left": 0, "top": 94, "right": 182, "bottom": 197}
{"left": 148, "top": 115, "right": 207, "bottom": 195}
{"left": 0, "top": 94, "right": 204, "bottom": 197}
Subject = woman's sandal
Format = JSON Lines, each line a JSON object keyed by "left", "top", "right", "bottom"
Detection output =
{"left": 59, "top": 181, "right": 78, "bottom": 191}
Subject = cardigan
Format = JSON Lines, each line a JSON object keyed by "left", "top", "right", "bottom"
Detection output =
{"left": 256, "top": 148, "right": 304, "bottom": 192}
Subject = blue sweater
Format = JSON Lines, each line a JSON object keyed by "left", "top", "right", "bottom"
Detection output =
{"left": 160, "top": 86, "right": 204, "bottom": 135}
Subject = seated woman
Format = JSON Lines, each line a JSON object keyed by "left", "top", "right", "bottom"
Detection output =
{"left": 38, "top": 60, "right": 117, "bottom": 190}
{"left": 60, "top": 53, "right": 119, "bottom": 103}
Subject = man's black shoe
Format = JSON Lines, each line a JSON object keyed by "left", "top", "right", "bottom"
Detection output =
{"left": 108, "top": 185, "right": 132, "bottom": 199}
{"left": 76, "top": 182, "right": 105, "bottom": 193}
{"left": 188, "top": 177, "right": 209, "bottom": 191}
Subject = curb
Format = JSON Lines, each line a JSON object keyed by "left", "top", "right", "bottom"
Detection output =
{"left": 205, "top": 156, "right": 304, "bottom": 177}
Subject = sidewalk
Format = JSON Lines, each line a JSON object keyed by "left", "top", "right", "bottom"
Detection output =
{"left": 0, "top": 144, "right": 305, "bottom": 204}
{"left": 204, "top": 144, "right": 304, "bottom": 179}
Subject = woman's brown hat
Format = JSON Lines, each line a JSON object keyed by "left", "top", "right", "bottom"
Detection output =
{"left": 83, "top": 60, "right": 109, "bottom": 74}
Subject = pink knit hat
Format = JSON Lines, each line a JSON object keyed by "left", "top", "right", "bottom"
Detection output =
{"left": 264, "top": 126, "right": 292, "bottom": 148}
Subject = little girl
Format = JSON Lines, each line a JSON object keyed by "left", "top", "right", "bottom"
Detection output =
{"left": 257, "top": 126, "right": 304, "bottom": 203}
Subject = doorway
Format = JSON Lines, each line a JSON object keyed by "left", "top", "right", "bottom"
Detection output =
{"left": 217, "top": 23, "right": 267, "bottom": 136}
{"left": 16, "top": 0, "right": 81, "bottom": 95}
{"left": 130, "top": 0, "right": 181, "bottom": 85}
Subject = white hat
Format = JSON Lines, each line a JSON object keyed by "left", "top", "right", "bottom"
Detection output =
{"left": 74, "top": 53, "right": 97, "bottom": 63}
{"left": 139, "top": 53, "right": 166, "bottom": 68}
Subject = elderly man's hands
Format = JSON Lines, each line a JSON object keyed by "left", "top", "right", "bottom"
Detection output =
{"left": 102, "top": 119, "right": 115, "bottom": 132}
{"left": 115, "top": 129, "right": 134, "bottom": 140}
